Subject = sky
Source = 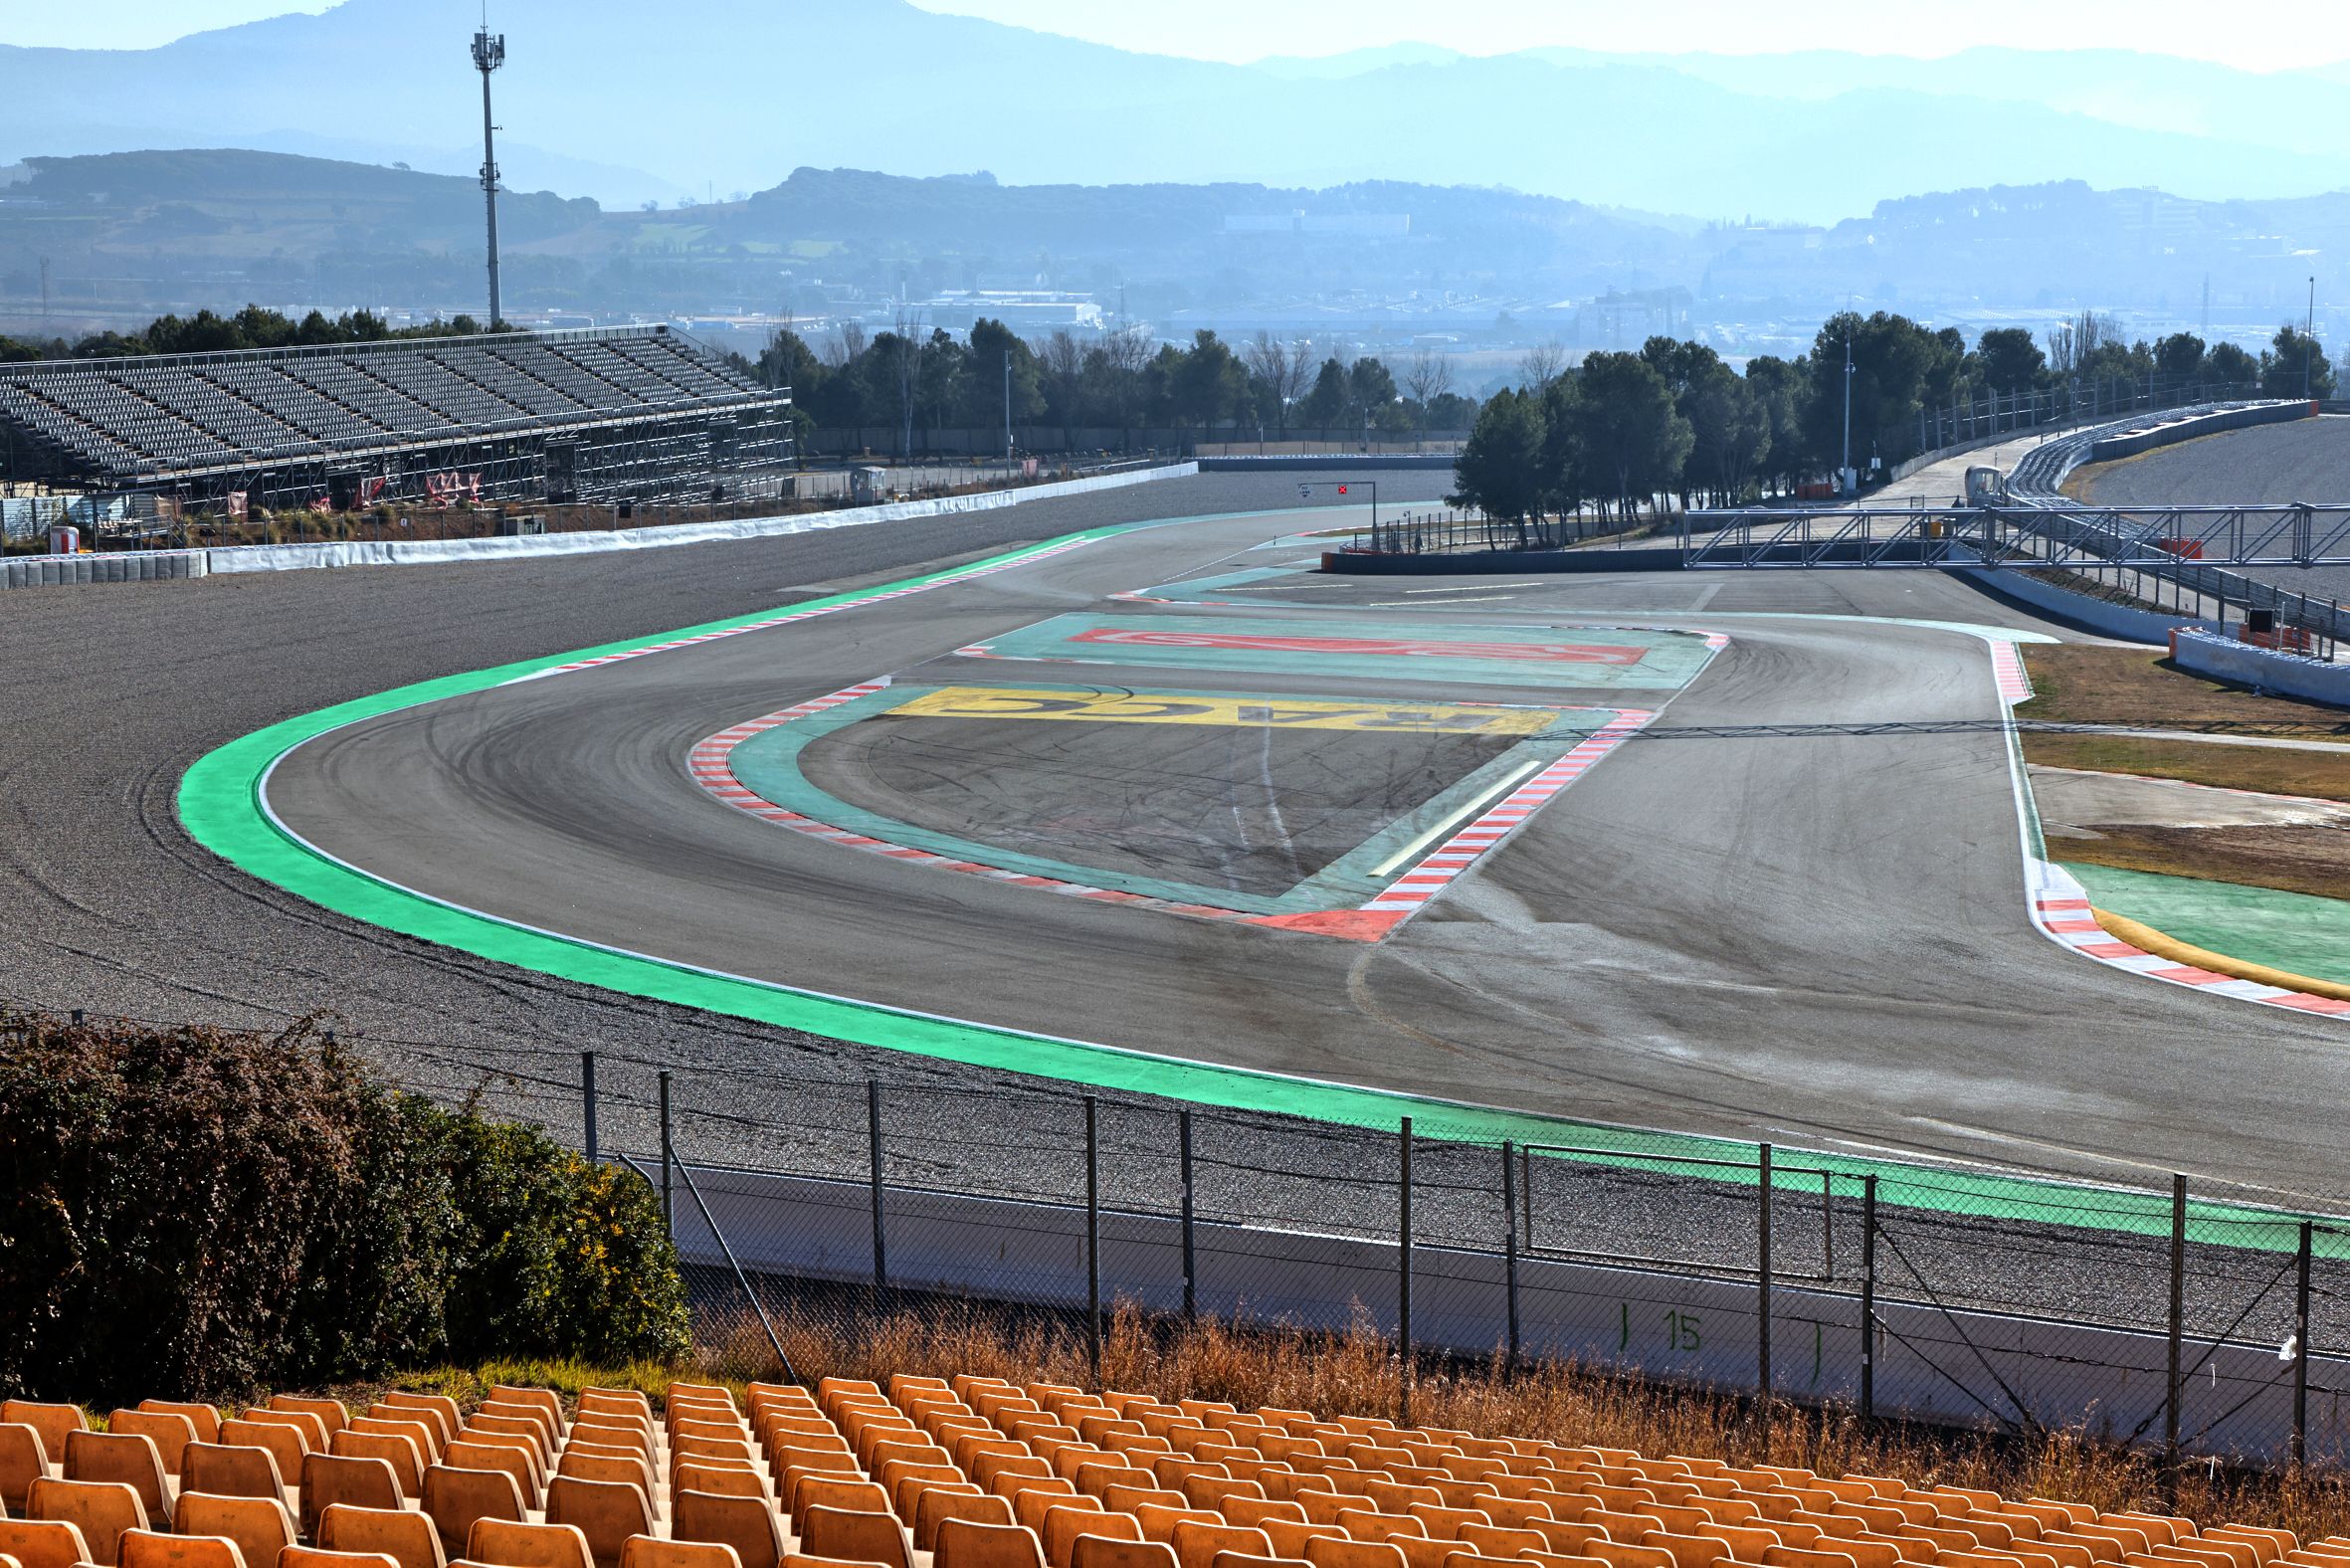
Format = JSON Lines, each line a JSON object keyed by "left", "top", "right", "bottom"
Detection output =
{"left": 8, "top": 0, "right": 2347, "bottom": 70}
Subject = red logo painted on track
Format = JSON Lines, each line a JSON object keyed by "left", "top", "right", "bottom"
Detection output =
{"left": 1070, "top": 629, "right": 1647, "bottom": 664}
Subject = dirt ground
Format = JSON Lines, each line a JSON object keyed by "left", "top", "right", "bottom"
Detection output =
{"left": 2017, "top": 644, "right": 2350, "bottom": 738}
{"left": 2052, "top": 823, "right": 2349, "bottom": 900}
{"left": 2019, "top": 645, "right": 2350, "bottom": 895}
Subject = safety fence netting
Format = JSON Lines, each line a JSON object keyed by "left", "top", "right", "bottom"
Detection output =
{"left": 519, "top": 1047, "right": 2350, "bottom": 1465}
{"left": 17, "top": 993, "right": 2346, "bottom": 1464}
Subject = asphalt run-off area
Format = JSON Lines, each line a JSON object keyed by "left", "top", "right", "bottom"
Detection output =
{"left": 149, "top": 477, "right": 2349, "bottom": 1222}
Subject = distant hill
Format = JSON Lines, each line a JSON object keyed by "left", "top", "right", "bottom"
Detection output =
{"left": 3, "top": 149, "right": 2344, "bottom": 353}
{"left": 4, "top": 1, "right": 2349, "bottom": 223}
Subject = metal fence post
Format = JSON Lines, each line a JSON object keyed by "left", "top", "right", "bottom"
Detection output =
{"left": 868, "top": 1080, "right": 887, "bottom": 1289}
{"left": 1179, "top": 1109, "right": 1197, "bottom": 1322}
{"left": 580, "top": 1051, "right": 598, "bottom": 1163}
{"left": 1860, "top": 1174, "right": 1877, "bottom": 1423}
{"left": 2165, "top": 1173, "right": 2187, "bottom": 1509}
{"left": 2295, "top": 1219, "right": 2313, "bottom": 1468}
{"left": 1757, "top": 1142, "right": 1774, "bottom": 1440}
{"left": 1399, "top": 1116, "right": 1414, "bottom": 1428}
{"left": 1085, "top": 1096, "right": 1102, "bottom": 1389}
{"left": 658, "top": 1069, "right": 674, "bottom": 1235}
{"left": 1501, "top": 1139, "right": 1520, "bottom": 1371}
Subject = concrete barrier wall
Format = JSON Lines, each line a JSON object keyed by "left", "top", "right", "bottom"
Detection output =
{"left": 1322, "top": 547, "right": 1687, "bottom": 575}
{"left": 676, "top": 1162, "right": 2350, "bottom": 1462}
{"left": 1954, "top": 567, "right": 2224, "bottom": 644}
{"left": 205, "top": 463, "right": 1197, "bottom": 577}
{"left": 2084, "top": 401, "right": 2316, "bottom": 464}
{"left": 2, "top": 549, "right": 208, "bottom": 589}
{"left": 1199, "top": 455, "right": 1456, "bottom": 472}
{"left": 2172, "top": 627, "right": 2350, "bottom": 708}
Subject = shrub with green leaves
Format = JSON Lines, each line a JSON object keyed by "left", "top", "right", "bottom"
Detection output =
{"left": 0, "top": 1010, "right": 685, "bottom": 1403}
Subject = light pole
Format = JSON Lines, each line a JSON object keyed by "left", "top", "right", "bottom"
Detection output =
{"left": 2306, "top": 277, "right": 2317, "bottom": 400}
{"left": 1003, "top": 349, "right": 1013, "bottom": 460}
{"left": 472, "top": 27, "right": 505, "bottom": 330}
{"left": 1841, "top": 335, "right": 1855, "bottom": 494}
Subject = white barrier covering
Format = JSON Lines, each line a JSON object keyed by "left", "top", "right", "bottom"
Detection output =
{"left": 672, "top": 1162, "right": 2350, "bottom": 1462}
{"left": 205, "top": 464, "right": 1198, "bottom": 576}
{"left": 1955, "top": 567, "right": 2224, "bottom": 644}
{"left": 2172, "top": 626, "right": 2350, "bottom": 707}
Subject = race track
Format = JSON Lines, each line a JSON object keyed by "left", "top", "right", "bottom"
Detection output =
{"left": 228, "top": 497, "right": 2350, "bottom": 1200}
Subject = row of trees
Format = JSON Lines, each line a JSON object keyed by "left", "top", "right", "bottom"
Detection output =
{"left": 1452, "top": 313, "right": 2337, "bottom": 525}
{"left": 0, "top": 305, "right": 502, "bottom": 362}
{"left": 745, "top": 319, "right": 1478, "bottom": 446}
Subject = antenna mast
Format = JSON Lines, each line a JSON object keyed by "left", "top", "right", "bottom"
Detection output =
{"left": 473, "top": 22, "right": 506, "bottom": 329}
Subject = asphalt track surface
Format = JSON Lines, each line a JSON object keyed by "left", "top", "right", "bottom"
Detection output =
{"left": 2074, "top": 414, "right": 2350, "bottom": 605}
{"left": 227, "top": 489, "right": 2350, "bottom": 1208}
{"left": 10, "top": 466, "right": 2350, "bottom": 1336}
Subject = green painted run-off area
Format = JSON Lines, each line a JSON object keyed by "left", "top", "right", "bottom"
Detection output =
{"left": 2065, "top": 863, "right": 2350, "bottom": 987}
{"left": 171, "top": 514, "right": 2338, "bottom": 1254}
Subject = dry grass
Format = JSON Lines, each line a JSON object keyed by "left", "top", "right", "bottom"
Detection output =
{"left": 2050, "top": 823, "right": 2349, "bottom": 900}
{"left": 2017, "top": 646, "right": 2350, "bottom": 739}
{"left": 2022, "top": 733, "right": 2350, "bottom": 804}
{"left": 683, "top": 1299, "right": 2350, "bottom": 1539}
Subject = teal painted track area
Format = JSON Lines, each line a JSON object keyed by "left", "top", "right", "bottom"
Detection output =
{"left": 183, "top": 494, "right": 2350, "bottom": 1228}
{"left": 723, "top": 679, "right": 1629, "bottom": 915}
{"left": 2068, "top": 864, "right": 2350, "bottom": 988}
{"left": 961, "top": 613, "right": 1717, "bottom": 690}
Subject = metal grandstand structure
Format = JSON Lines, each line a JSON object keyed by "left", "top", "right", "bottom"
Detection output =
{"left": 0, "top": 325, "right": 792, "bottom": 512}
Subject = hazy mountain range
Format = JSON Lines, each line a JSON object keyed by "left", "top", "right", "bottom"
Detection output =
{"left": 3, "top": 0, "right": 2346, "bottom": 222}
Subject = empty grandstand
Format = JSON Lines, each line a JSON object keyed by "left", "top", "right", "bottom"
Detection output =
{"left": 0, "top": 325, "right": 792, "bottom": 513}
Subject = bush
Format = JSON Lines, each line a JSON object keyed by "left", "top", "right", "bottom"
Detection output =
{"left": 0, "top": 1010, "right": 685, "bottom": 1403}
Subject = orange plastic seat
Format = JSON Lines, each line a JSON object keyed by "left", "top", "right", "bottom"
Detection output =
{"left": 0, "top": 1520, "right": 98, "bottom": 1568}
{"left": 618, "top": 1542, "right": 740, "bottom": 1568}
{"left": 466, "top": 1521, "right": 592, "bottom": 1568}
{"left": 1176, "top": 1525, "right": 1274, "bottom": 1568}
{"left": 1075, "top": 1542, "right": 1181, "bottom": 1568}
{"left": 677, "top": 1466, "right": 767, "bottom": 1504}
{"left": 1048, "top": 1512, "right": 1140, "bottom": 1568}
{"left": 172, "top": 1495, "right": 295, "bottom": 1568}
{"left": 333, "top": 1432, "right": 426, "bottom": 1498}
{"left": 118, "top": 1528, "right": 249, "bottom": 1568}
{"left": 444, "top": 1443, "right": 541, "bottom": 1511}
{"left": 139, "top": 1403, "right": 223, "bottom": 1446}
{"left": 184, "top": 1443, "right": 290, "bottom": 1504}
{"left": 109, "top": 1412, "right": 200, "bottom": 1478}
{"left": 379, "top": 1396, "right": 462, "bottom": 1441}
{"left": 937, "top": 1521, "right": 1048, "bottom": 1568}
{"left": 791, "top": 1479, "right": 891, "bottom": 1519}
{"left": 281, "top": 1549, "right": 401, "bottom": 1568}
{"left": 64, "top": 1431, "right": 173, "bottom": 1525}
{"left": 920, "top": 1494, "right": 1019, "bottom": 1554}
{"left": 319, "top": 1505, "right": 452, "bottom": 1568}
{"left": 672, "top": 1492, "right": 785, "bottom": 1568}
{"left": 221, "top": 1421, "right": 309, "bottom": 1486}
{"left": 28, "top": 1476, "right": 149, "bottom": 1566}
{"left": 421, "top": 1465, "right": 529, "bottom": 1555}
{"left": 2, "top": 1404, "right": 87, "bottom": 1464}
{"left": 467, "top": 1419, "right": 552, "bottom": 1464}
{"left": 545, "top": 1477, "right": 656, "bottom": 1568}
{"left": 351, "top": 1417, "right": 443, "bottom": 1467}
{"left": 300, "top": 1455, "right": 405, "bottom": 1539}
{"left": 0, "top": 1425, "right": 52, "bottom": 1512}
{"left": 246, "top": 1411, "right": 330, "bottom": 1453}
{"left": 271, "top": 1398, "right": 351, "bottom": 1437}
{"left": 560, "top": 1453, "right": 659, "bottom": 1506}
{"left": 795, "top": 1507, "right": 912, "bottom": 1568}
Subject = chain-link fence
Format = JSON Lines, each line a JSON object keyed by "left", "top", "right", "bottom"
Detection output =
{"left": 21, "top": 993, "right": 2348, "bottom": 1471}
{"left": 534, "top": 1046, "right": 2350, "bottom": 1471}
